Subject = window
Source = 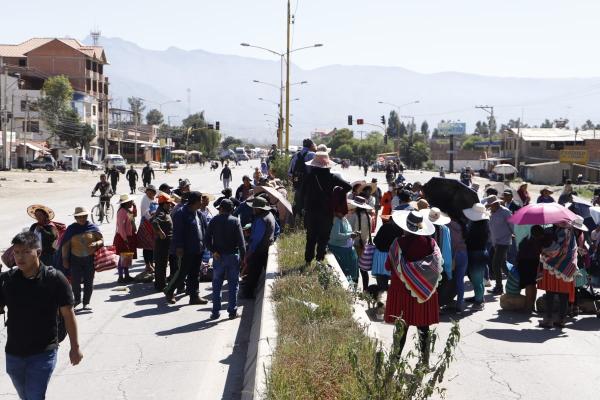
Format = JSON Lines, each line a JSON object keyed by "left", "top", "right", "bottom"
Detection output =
{"left": 20, "top": 100, "right": 38, "bottom": 112}
{"left": 530, "top": 142, "right": 540, "bottom": 147}
{"left": 92, "top": 62, "right": 97, "bottom": 73}
{"left": 93, "top": 80, "right": 97, "bottom": 92}
{"left": 86, "top": 78, "right": 91, "bottom": 92}
{"left": 92, "top": 105, "right": 97, "bottom": 116}
{"left": 98, "top": 64, "right": 103, "bottom": 74}
{"left": 86, "top": 59, "right": 92, "bottom": 70}
{"left": 22, "top": 121, "right": 39, "bottom": 133}
{"left": 98, "top": 82, "right": 103, "bottom": 94}
{"left": 20, "top": 100, "right": 26, "bottom": 112}
{"left": 547, "top": 142, "right": 564, "bottom": 150}
{"left": 18, "top": 59, "right": 26, "bottom": 67}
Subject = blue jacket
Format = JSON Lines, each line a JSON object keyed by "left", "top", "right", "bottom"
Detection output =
{"left": 172, "top": 204, "right": 207, "bottom": 255}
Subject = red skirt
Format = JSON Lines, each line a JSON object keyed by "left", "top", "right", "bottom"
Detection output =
{"left": 385, "top": 270, "right": 440, "bottom": 326}
{"left": 538, "top": 269, "right": 575, "bottom": 303}
{"left": 136, "top": 219, "right": 155, "bottom": 250}
{"left": 113, "top": 233, "right": 138, "bottom": 258}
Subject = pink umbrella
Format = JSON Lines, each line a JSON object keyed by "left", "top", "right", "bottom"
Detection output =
{"left": 508, "top": 203, "right": 578, "bottom": 225}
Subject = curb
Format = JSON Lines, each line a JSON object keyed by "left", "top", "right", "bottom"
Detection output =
{"left": 325, "top": 253, "right": 381, "bottom": 341}
{"left": 241, "top": 245, "right": 278, "bottom": 400}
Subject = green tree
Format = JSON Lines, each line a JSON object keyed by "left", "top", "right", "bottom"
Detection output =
{"left": 420, "top": 120, "right": 429, "bottom": 138}
{"left": 127, "top": 97, "right": 146, "bottom": 125}
{"left": 336, "top": 144, "right": 354, "bottom": 159}
{"left": 540, "top": 119, "right": 553, "bottom": 128}
{"left": 222, "top": 135, "right": 243, "bottom": 149}
{"left": 474, "top": 121, "right": 489, "bottom": 135}
{"left": 329, "top": 128, "right": 355, "bottom": 152}
{"left": 182, "top": 111, "right": 207, "bottom": 129}
{"left": 387, "top": 110, "right": 401, "bottom": 138}
{"left": 57, "top": 108, "right": 96, "bottom": 155}
{"left": 39, "top": 75, "right": 74, "bottom": 136}
{"left": 409, "top": 141, "right": 431, "bottom": 168}
{"left": 188, "top": 128, "right": 221, "bottom": 157}
{"left": 461, "top": 135, "right": 484, "bottom": 150}
{"left": 399, "top": 122, "right": 408, "bottom": 137}
{"left": 146, "top": 108, "right": 164, "bottom": 125}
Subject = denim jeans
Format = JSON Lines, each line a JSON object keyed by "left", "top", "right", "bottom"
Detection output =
{"left": 492, "top": 244, "right": 509, "bottom": 289}
{"left": 70, "top": 255, "right": 95, "bottom": 305}
{"left": 212, "top": 253, "right": 241, "bottom": 316}
{"left": 6, "top": 349, "right": 57, "bottom": 400}
{"left": 454, "top": 250, "right": 468, "bottom": 305}
{"left": 468, "top": 250, "right": 488, "bottom": 303}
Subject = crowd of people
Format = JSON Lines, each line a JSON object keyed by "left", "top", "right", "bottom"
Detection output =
{"left": 0, "top": 159, "right": 287, "bottom": 399}
{"left": 288, "top": 139, "right": 599, "bottom": 363}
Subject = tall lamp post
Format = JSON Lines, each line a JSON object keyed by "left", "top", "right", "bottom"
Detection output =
{"left": 377, "top": 100, "right": 420, "bottom": 160}
{"left": 241, "top": 41, "right": 322, "bottom": 151}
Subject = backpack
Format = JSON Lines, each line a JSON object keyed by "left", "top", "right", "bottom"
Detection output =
{"left": 291, "top": 151, "right": 309, "bottom": 189}
{"left": 0, "top": 266, "right": 67, "bottom": 343}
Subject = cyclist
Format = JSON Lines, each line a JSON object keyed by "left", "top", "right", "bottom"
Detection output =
{"left": 91, "top": 174, "right": 114, "bottom": 222}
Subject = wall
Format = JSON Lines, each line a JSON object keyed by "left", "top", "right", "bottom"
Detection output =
{"left": 523, "top": 162, "right": 570, "bottom": 185}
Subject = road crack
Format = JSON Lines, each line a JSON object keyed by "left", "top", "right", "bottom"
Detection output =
{"left": 484, "top": 359, "right": 523, "bottom": 400}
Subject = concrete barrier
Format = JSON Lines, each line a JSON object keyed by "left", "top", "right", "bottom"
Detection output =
{"left": 241, "top": 245, "right": 278, "bottom": 400}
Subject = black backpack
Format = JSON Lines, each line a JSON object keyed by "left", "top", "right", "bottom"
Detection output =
{"left": 291, "top": 151, "right": 308, "bottom": 189}
{"left": 0, "top": 266, "right": 67, "bottom": 343}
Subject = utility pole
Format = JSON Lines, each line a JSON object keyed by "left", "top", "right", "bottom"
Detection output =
{"left": 1, "top": 57, "right": 6, "bottom": 170}
{"left": 475, "top": 105, "right": 495, "bottom": 158}
{"left": 285, "top": 0, "right": 291, "bottom": 152}
{"left": 279, "top": 55, "right": 284, "bottom": 149}
{"left": 24, "top": 93, "right": 29, "bottom": 168}
{"left": 515, "top": 108, "right": 523, "bottom": 174}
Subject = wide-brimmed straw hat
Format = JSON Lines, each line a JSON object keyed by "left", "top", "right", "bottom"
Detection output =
{"left": 72, "top": 207, "right": 90, "bottom": 217}
{"left": 348, "top": 196, "right": 373, "bottom": 210}
{"left": 484, "top": 195, "right": 502, "bottom": 207}
{"left": 27, "top": 204, "right": 55, "bottom": 221}
{"left": 420, "top": 207, "right": 451, "bottom": 226}
{"left": 463, "top": 203, "right": 490, "bottom": 221}
{"left": 305, "top": 151, "right": 335, "bottom": 168}
{"left": 570, "top": 215, "right": 588, "bottom": 232}
{"left": 117, "top": 194, "right": 135, "bottom": 204}
{"left": 392, "top": 210, "right": 435, "bottom": 236}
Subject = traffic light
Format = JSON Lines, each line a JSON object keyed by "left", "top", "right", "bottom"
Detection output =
{"left": 215, "top": 121, "right": 220, "bottom": 131}
{"left": 348, "top": 115, "right": 353, "bottom": 125}
{"left": 384, "top": 134, "right": 388, "bottom": 145}
{"left": 381, "top": 115, "right": 386, "bottom": 125}
{"left": 356, "top": 118, "right": 364, "bottom": 125}
{"left": 208, "top": 124, "right": 214, "bottom": 130}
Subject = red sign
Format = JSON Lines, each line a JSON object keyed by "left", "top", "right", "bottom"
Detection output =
{"left": 356, "top": 119, "right": 364, "bottom": 125}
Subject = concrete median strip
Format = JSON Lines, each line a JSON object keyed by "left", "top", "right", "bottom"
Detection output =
{"left": 242, "top": 245, "right": 278, "bottom": 400}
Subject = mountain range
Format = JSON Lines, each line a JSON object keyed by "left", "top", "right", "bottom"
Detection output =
{"left": 86, "top": 36, "right": 600, "bottom": 143}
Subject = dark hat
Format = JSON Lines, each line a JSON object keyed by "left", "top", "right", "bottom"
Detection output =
{"left": 242, "top": 175, "right": 251, "bottom": 181}
{"left": 503, "top": 189, "right": 513, "bottom": 196}
{"left": 221, "top": 187, "right": 232, "bottom": 196}
{"left": 302, "top": 138, "right": 314, "bottom": 148}
{"left": 178, "top": 178, "right": 191, "bottom": 189}
{"left": 251, "top": 196, "right": 271, "bottom": 211}
{"left": 186, "top": 191, "right": 203, "bottom": 205}
{"left": 218, "top": 198, "right": 234, "bottom": 212}
{"left": 371, "top": 178, "right": 378, "bottom": 183}
{"left": 159, "top": 183, "right": 173, "bottom": 193}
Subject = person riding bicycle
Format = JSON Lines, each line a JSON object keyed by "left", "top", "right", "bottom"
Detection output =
{"left": 91, "top": 174, "right": 114, "bottom": 218}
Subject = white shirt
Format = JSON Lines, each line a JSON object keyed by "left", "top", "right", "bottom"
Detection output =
{"left": 140, "top": 195, "right": 157, "bottom": 220}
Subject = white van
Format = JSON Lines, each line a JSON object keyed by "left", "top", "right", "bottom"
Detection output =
{"left": 234, "top": 147, "right": 249, "bottom": 161}
{"left": 104, "top": 154, "right": 127, "bottom": 173}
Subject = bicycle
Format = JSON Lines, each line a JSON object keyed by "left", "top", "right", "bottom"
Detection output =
{"left": 91, "top": 194, "right": 114, "bottom": 224}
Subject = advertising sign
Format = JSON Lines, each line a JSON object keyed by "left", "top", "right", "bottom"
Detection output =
{"left": 438, "top": 122, "right": 466, "bottom": 136}
{"left": 559, "top": 150, "right": 589, "bottom": 164}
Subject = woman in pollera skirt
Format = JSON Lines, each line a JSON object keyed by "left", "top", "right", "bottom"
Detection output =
{"left": 385, "top": 210, "right": 443, "bottom": 364}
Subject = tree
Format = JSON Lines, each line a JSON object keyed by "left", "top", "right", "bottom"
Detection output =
{"left": 386, "top": 110, "right": 401, "bottom": 138}
{"left": 431, "top": 128, "right": 440, "bottom": 138}
{"left": 56, "top": 108, "right": 96, "bottom": 155}
{"left": 398, "top": 122, "right": 408, "bottom": 137}
{"left": 39, "top": 75, "right": 74, "bottom": 136}
{"left": 540, "top": 119, "right": 553, "bottom": 128}
{"left": 461, "top": 134, "right": 484, "bottom": 150}
{"left": 146, "top": 109, "right": 164, "bottom": 125}
{"left": 420, "top": 120, "right": 429, "bottom": 138}
{"left": 409, "top": 141, "right": 431, "bottom": 168}
{"left": 182, "top": 111, "right": 206, "bottom": 129}
{"left": 581, "top": 120, "right": 596, "bottom": 130}
{"left": 329, "top": 129, "right": 355, "bottom": 153}
{"left": 336, "top": 144, "right": 354, "bottom": 159}
{"left": 127, "top": 97, "right": 146, "bottom": 125}
{"left": 222, "top": 136, "right": 243, "bottom": 149}
{"left": 474, "top": 121, "right": 489, "bottom": 135}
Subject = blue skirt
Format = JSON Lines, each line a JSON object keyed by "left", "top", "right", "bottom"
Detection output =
{"left": 328, "top": 244, "right": 359, "bottom": 283}
{"left": 371, "top": 249, "right": 390, "bottom": 277}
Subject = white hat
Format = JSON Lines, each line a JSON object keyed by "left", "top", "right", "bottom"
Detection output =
{"left": 463, "top": 203, "right": 490, "bottom": 221}
{"left": 117, "top": 194, "right": 135, "bottom": 204}
{"left": 348, "top": 196, "right": 373, "bottom": 211}
{"left": 392, "top": 210, "right": 435, "bottom": 236}
{"left": 420, "top": 207, "right": 451, "bottom": 226}
{"left": 570, "top": 215, "right": 588, "bottom": 232}
{"left": 72, "top": 206, "right": 90, "bottom": 217}
{"left": 306, "top": 151, "right": 335, "bottom": 168}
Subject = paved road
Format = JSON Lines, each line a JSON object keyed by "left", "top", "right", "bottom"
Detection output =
{"left": 0, "top": 161, "right": 260, "bottom": 400}
{"left": 337, "top": 165, "right": 600, "bottom": 400}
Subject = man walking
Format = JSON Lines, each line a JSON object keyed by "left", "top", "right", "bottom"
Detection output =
{"left": 0, "top": 232, "right": 83, "bottom": 399}
{"left": 108, "top": 166, "right": 120, "bottom": 193}
{"left": 205, "top": 199, "right": 246, "bottom": 319}
{"left": 486, "top": 195, "right": 514, "bottom": 295}
{"left": 142, "top": 162, "right": 155, "bottom": 187}
{"left": 165, "top": 191, "right": 209, "bottom": 305}
{"left": 288, "top": 138, "right": 316, "bottom": 218}
{"left": 125, "top": 165, "right": 139, "bottom": 195}
{"left": 220, "top": 162, "right": 232, "bottom": 189}
{"left": 242, "top": 197, "right": 276, "bottom": 298}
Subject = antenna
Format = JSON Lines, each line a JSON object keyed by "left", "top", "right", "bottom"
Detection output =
{"left": 90, "top": 28, "right": 101, "bottom": 46}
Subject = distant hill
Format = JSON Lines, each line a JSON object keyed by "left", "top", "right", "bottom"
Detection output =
{"left": 87, "top": 36, "right": 600, "bottom": 143}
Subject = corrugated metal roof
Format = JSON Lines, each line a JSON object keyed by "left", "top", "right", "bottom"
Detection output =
{"left": 513, "top": 128, "right": 597, "bottom": 142}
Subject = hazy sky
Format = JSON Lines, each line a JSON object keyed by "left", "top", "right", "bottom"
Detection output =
{"left": 2, "top": 0, "right": 599, "bottom": 78}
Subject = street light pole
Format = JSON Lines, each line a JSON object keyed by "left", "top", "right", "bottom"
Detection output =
{"left": 285, "top": 0, "right": 291, "bottom": 153}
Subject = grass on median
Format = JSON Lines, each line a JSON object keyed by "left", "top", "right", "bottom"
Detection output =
{"left": 266, "top": 230, "right": 460, "bottom": 400}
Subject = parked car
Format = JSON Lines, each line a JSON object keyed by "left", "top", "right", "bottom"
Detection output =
{"left": 26, "top": 155, "right": 57, "bottom": 171}
{"left": 62, "top": 156, "right": 102, "bottom": 171}
{"left": 104, "top": 154, "right": 127, "bottom": 173}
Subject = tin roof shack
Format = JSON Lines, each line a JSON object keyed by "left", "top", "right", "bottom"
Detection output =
{"left": 522, "top": 161, "right": 571, "bottom": 185}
